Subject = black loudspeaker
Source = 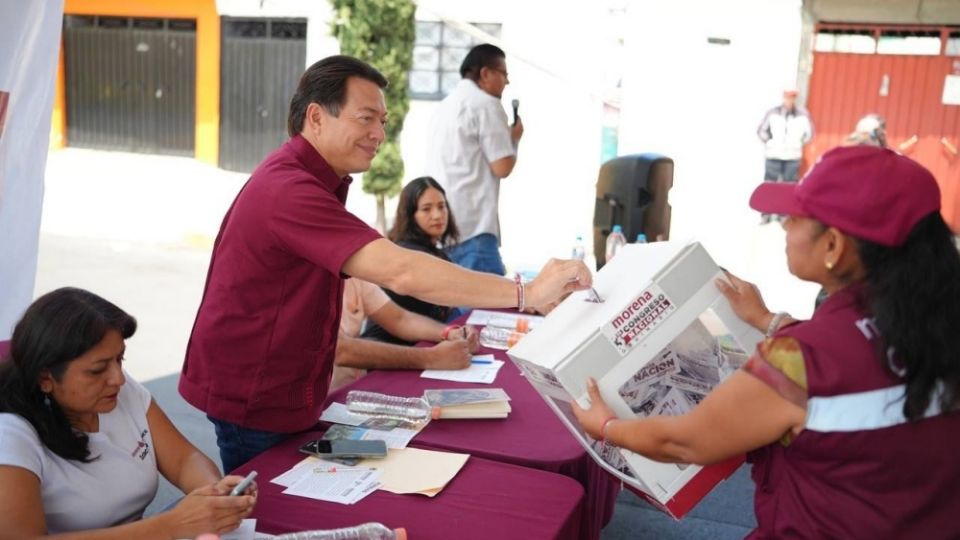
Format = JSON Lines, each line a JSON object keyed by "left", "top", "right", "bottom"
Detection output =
{"left": 593, "top": 153, "right": 674, "bottom": 268}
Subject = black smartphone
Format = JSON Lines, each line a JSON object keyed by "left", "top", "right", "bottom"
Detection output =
{"left": 299, "top": 439, "right": 388, "bottom": 459}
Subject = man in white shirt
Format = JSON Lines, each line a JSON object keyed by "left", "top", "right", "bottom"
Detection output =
{"left": 756, "top": 89, "right": 814, "bottom": 224}
{"left": 426, "top": 44, "right": 524, "bottom": 275}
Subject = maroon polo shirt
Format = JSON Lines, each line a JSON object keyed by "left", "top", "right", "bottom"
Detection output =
{"left": 747, "top": 284, "right": 960, "bottom": 539}
{"left": 179, "top": 135, "right": 381, "bottom": 432}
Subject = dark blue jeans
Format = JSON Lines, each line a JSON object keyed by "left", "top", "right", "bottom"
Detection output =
{"left": 764, "top": 158, "right": 800, "bottom": 183}
{"left": 448, "top": 233, "right": 505, "bottom": 276}
{"left": 208, "top": 416, "right": 292, "bottom": 473}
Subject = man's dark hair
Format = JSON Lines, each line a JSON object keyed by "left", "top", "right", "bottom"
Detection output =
{"left": 459, "top": 44, "right": 506, "bottom": 82}
{"left": 287, "top": 55, "right": 388, "bottom": 137}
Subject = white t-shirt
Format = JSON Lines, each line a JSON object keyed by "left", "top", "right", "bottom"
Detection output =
{"left": 0, "top": 372, "right": 159, "bottom": 533}
{"left": 426, "top": 78, "right": 516, "bottom": 242}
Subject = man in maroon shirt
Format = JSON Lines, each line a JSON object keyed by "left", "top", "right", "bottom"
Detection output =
{"left": 179, "top": 56, "right": 591, "bottom": 472}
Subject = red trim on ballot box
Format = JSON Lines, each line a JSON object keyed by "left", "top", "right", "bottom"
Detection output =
{"left": 624, "top": 454, "right": 745, "bottom": 519}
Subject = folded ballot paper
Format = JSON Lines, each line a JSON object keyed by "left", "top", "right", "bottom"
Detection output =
{"left": 424, "top": 388, "right": 512, "bottom": 419}
{"left": 508, "top": 241, "right": 763, "bottom": 518}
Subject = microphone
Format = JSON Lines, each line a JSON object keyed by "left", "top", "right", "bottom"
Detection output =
{"left": 511, "top": 99, "right": 520, "bottom": 125}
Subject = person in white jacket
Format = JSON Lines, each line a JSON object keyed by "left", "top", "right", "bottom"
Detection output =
{"left": 757, "top": 89, "right": 814, "bottom": 223}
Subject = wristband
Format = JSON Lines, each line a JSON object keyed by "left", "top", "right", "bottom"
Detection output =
{"left": 601, "top": 417, "right": 617, "bottom": 444}
{"left": 766, "top": 311, "right": 788, "bottom": 337}
{"left": 514, "top": 273, "right": 526, "bottom": 312}
{"left": 441, "top": 325, "right": 460, "bottom": 340}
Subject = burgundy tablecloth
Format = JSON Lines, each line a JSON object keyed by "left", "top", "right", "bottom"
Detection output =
{"left": 324, "top": 321, "right": 619, "bottom": 540}
{"left": 235, "top": 431, "right": 584, "bottom": 540}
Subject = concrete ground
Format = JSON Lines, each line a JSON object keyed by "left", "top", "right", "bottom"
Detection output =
{"left": 33, "top": 147, "right": 772, "bottom": 537}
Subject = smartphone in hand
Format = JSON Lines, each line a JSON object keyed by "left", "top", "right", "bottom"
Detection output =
{"left": 299, "top": 439, "right": 388, "bottom": 459}
{"left": 230, "top": 471, "right": 257, "bottom": 496}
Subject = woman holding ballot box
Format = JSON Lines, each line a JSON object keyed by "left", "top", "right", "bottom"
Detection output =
{"left": 0, "top": 288, "right": 257, "bottom": 538}
{"left": 573, "top": 146, "right": 960, "bottom": 538}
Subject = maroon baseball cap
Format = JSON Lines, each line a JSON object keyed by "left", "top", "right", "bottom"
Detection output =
{"left": 749, "top": 146, "right": 941, "bottom": 247}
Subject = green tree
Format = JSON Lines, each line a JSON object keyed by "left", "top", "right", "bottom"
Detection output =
{"left": 332, "top": 0, "right": 416, "bottom": 232}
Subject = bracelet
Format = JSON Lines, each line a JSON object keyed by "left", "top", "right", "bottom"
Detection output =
{"left": 441, "top": 325, "right": 460, "bottom": 340}
{"left": 514, "top": 273, "right": 526, "bottom": 312}
{"left": 600, "top": 417, "right": 617, "bottom": 444}
{"left": 766, "top": 311, "right": 788, "bottom": 337}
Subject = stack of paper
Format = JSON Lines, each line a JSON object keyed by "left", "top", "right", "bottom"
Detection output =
{"left": 272, "top": 456, "right": 382, "bottom": 505}
{"left": 272, "top": 448, "right": 470, "bottom": 501}
{"left": 424, "top": 388, "right": 512, "bottom": 419}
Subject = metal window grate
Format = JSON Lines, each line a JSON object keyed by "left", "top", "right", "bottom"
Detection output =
{"left": 98, "top": 16, "right": 129, "bottom": 29}
{"left": 271, "top": 21, "right": 306, "bottom": 40}
{"left": 224, "top": 19, "right": 267, "bottom": 38}
{"left": 132, "top": 18, "right": 163, "bottom": 30}
{"left": 168, "top": 19, "right": 197, "bottom": 32}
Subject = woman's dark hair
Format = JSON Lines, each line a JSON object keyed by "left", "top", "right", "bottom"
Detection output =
{"left": 0, "top": 287, "right": 137, "bottom": 461}
{"left": 459, "top": 44, "right": 506, "bottom": 82}
{"left": 388, "top": 176, "right": 459, "bottom": 255}
{"left": 857, "top": 213, "right": 960, "bottom": 419}
{"left": 287, "top": 55, "right": 389, "bottom": 137}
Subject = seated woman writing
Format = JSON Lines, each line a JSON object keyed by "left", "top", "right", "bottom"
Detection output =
{"left": 0, "top": 288, "right": 256, "bottom": 539}
{"left": 573, "top": 146, "right": 960, "bottom": 538}
{"left": 363, "top": 176, "right": 468, "bottom": 343}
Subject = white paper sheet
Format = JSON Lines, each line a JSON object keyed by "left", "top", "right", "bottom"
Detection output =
{"left": 421, "top": 356, "right": 503, "bottom": 384}
{"left": 271, "top": 456, "right": 372, "bottom": 487}
{"left": 282, "top": 467, "right": 382, "bottom": 504}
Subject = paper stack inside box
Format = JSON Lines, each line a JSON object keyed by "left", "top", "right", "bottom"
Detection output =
{"left": 508, "top": 241, "right": 763, "bottom": 518}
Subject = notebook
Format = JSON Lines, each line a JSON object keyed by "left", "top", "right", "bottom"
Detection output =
{"left": 423, "top": 388, "right": 512, "bottom": 419}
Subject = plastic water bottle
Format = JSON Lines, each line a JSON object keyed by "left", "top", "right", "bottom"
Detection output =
{"left": 479, "top": 325, "right": 525, "bottom": 350}
{"left": 635, "top": 233, "right": 647, "bottom": 244}
{"left": 346, "top": 391, "right": 432, "bottom": 425}
{"left": 605, "top": 225, "right": 627, "bottom": 262}
{"left": 571, "top": 234, "right": 586, "bottom": 260}
{"left": 486, "top": 314, "right": 534, "bottom": 333}
{"left": 274, "top": 523, "right": 406, "bottom": 540}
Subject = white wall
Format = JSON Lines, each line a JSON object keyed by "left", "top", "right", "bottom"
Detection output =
{"left": 0, "top": 0, "right": 64, "bottom": 340}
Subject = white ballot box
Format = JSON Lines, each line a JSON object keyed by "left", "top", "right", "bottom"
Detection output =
{"left": 508, "top": 241, "right": 763, "bottom": 518}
